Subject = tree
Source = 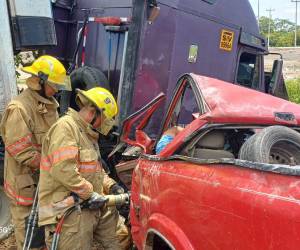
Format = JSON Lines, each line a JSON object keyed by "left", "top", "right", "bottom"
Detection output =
{"left": 258, "top": 16, "right": 300, "bottom": 47}
{"left": 274, "top": 19, "right": 294, "bottom": 32}
{"left": 259, "top": 16, "right": 275, "bottom": 37}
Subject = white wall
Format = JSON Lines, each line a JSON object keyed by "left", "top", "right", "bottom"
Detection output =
{"left": 0, "top": 0, "right": 18, "bottom": 113}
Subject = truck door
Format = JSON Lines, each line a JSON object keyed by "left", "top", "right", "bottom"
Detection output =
{"left": 264, "top": 53, "right": 288, "bottom": 100}
{"left": 235, "top": 48, "right": 289, "bottom": 100}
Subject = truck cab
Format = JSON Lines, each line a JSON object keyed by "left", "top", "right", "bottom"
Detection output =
{"left": 49, "top": 0, "right": 287, "bottom": 131}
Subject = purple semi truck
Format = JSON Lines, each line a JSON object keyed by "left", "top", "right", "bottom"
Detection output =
{"left": 48, "top": 0, "right": 287, "bottom": 135}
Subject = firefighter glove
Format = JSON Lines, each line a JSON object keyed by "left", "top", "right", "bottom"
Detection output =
{"left": 87, "top": 192, "right": 108, "bottom": 210}
{"left": 109, "top": 184, "right": 125, "bottom": 195}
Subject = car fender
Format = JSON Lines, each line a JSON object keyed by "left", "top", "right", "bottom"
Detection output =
{"left": 145, "top": 213, "right": 195, "bottom": 250}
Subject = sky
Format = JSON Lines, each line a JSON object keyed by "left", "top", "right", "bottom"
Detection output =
{"left": 249, "top": 0, "right": 297, "bottom": 23}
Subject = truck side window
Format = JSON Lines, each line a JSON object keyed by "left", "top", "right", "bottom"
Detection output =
{"left": 236, "top": 52, "right": 260, "bottom": 89}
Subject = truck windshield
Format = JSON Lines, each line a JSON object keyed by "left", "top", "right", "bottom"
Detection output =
{"left": 236, "top": 52, "right": 260, "bottom": 89}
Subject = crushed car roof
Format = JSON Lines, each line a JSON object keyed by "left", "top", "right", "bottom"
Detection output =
{"left": 190, "top": 73, "right": 300, "bottom": 125}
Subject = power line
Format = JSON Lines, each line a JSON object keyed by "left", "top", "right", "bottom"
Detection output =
{"left": 266, "top": 8, "right": 275, "bottom": 47}
{"left": 292, "top": 0, "right": 300, "bottom": 47}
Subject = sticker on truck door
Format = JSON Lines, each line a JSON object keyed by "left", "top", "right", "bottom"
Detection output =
{"left": 219, "top": 29, "right": 234, "bottom": 52}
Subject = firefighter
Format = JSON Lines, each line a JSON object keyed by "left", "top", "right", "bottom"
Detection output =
{"left": 38, "top": 87, "right": 121, "bottom": 249}
{"left": 0, "top": 55, "right": 69, "bottom": 250}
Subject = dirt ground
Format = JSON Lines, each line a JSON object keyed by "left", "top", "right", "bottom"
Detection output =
{"left": 266, "top": 47, "right": 300, "bottom": 80}
{"left": 0, "top": 234, "right": 16, "bottom": 250}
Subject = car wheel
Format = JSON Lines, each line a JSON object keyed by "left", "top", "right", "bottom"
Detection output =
{"left": 0, "top": 188, "right": 13, "bottom": 241}
{"left": 239, "top": 126, "right": 300, "bottom": 165}
{"left": 60, "top": 66, "right": 109, "bottom": 114}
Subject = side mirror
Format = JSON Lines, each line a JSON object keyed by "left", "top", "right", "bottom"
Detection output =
{"left": 269, "top": 59, "right": 288, "bottom": 99}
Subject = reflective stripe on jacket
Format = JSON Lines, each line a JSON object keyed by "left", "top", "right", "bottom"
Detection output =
{"left": 38, "top": 108, "right": 106, "bottom": 226}
{"left": 0, "top": 88, "right": 58, "bottom": 206}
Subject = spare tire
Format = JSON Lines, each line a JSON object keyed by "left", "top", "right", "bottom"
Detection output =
{"left": 239, "top": 126, "right": 300, "bottom": 165}
{"left": 60, "top": 66, "right": 109, "bottom": 114}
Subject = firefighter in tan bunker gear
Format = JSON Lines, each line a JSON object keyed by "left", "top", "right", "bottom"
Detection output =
{"left": 0, "top": 55, "right": 69, "bottom": 250}
{"left": 38, "top": 87, "right": 123, "bottom": 249}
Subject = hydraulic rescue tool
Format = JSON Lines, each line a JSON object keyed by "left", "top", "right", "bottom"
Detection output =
{"left": 50, "top": 192, "right": 130, "bottom": 250}
{"left": 23, "top": 185, "right": 44, "bottom": 250}
{"left": 23, "top": 189, "right": 130, "bottom": 250}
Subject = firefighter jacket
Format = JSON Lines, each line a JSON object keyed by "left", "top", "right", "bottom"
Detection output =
{"left": 0, "top": 88, "right": 58, "bottom": 206}
{"left": 38, "top": 108, "right": 114, "bottom": 226}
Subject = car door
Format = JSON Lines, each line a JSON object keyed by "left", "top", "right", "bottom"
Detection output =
{"left": 112, "top": 92, "right": 166, "bottom": 188}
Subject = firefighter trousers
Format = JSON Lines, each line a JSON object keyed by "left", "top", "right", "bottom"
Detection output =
{"left": 45, "top": 207, "right": 121, "bottom": 250}
{"left": 110, "top": 207, "right": 132, "bottom": 250}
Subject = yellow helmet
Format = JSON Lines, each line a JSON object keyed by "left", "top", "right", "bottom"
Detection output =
{"left": 22, "top": 55, "right": 71, "bottom": 90}
{"left": 76, "top": 87, "right": 118, "bottom": 119}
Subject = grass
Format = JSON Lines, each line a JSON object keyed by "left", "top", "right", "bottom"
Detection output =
{"left": 286, "top": 78, "right": 300, "bottom": 104}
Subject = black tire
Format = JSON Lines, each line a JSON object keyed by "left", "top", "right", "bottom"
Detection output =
{"left": 239, "top": 126, "right": 300, "bottom": 164}
{"left": 60, "top": 66, "right": 109, "bottom": 114}
{"left": 238, "top": 133, "right": 256, "bottom": 161}
{"left": 0, "top": 188, "right": 13, "bottom": 241}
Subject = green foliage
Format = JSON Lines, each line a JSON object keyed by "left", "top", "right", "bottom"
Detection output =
{"left": 14, "top": 54, "right": 22, "bottom": 78}
{"left": 286, "top": 79, "right": 300, "bottom": 104}
{"left": 14, "top": 51, "right": 38, "bottom": 79}
{"left": 259, "top": 16, "right": 276, "bottom": 34}
{"left": 259, "top": 17, "right": 299, "bottom": 47}
{"left": 270, "top": 32, "right": 294, "bottom": 47}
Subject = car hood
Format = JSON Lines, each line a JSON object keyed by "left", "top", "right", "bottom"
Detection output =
{"left": 190, "top": 73, "right": 300, "bottom": 125}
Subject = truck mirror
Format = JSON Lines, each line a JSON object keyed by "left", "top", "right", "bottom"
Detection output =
{"left": 269, "top": 59, "right": 283, "bottom": 96}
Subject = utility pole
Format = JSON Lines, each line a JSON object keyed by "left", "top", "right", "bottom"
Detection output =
{"left": 258, "top": 0, "right": 260, "bottom": 24}
{"left": 292, "top": 0, "right": 300, "bottom": 47}
{"left": 266, "top": 8, "right": 275, "bottom": 47}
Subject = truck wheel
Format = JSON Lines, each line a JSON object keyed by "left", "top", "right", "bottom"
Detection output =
{"left": 0, "top": 188, "right": 13, "bottom": 241}
{"left": 60, "top": 66, "right": 109, "bottom": 114}
{"left": 239, "top": 126, "right": 300, "bottom": 164}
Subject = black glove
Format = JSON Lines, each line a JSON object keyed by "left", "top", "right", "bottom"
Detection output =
{"left": 109, "top": 184, "right": 125, "bottom": 195}
{"left": 87, "top": 192, "right": 108, "bottom": 210}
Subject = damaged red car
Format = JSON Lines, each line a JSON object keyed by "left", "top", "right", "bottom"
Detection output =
{"left": 114, "top": 73, "right": 300, "bottom": 250}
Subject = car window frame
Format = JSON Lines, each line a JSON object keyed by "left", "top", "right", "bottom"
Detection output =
{"left": 154, "top": 74, "right": 206, "bottom": 151}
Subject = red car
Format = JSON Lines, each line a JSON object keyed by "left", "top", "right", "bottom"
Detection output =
{"left": 115, "top": 73, "right": 300, "bottom": 250}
